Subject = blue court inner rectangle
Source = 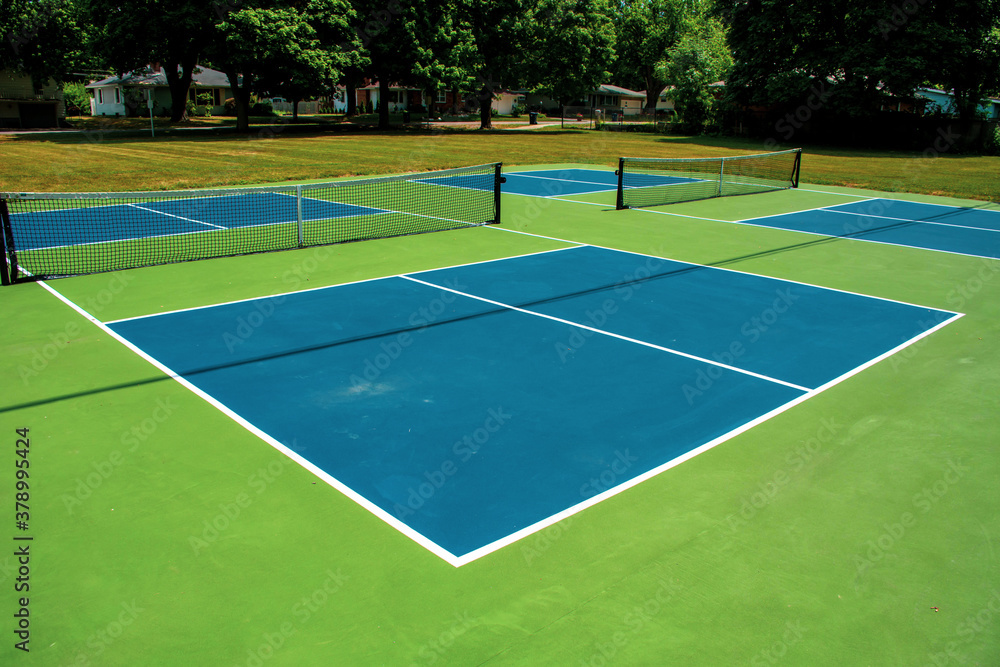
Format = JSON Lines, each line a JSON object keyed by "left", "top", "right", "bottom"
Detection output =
{"left": 106, "top": 247, "right": 957, "bottom": 564}
{"left": 738, "top": 198, "right": 1000, "bottom": 260}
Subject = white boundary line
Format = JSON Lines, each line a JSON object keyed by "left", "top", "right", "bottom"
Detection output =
{"left": 452, "top": 309, "right": 964, "bottom": 565}
{"left": 35, "top": 278, "right": 468, "bottom": 567}
{"left": 402, "top": 274, "right": 810, "bottom": 392}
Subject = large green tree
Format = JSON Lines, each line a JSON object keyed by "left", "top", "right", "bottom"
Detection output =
{"left": 613, "top": 0, "right": 689, "bottom": 109}
{"left": 459, "top": 0, "right": 537, "bottom": 129}
{"left": 723, "top": 0, "right": 1000, "bottom": 135}
{"left": 207, "top": 0, "right": 359, "bottom": 132}
{"left": 349, "top": 0, "right": 431, "bottom": 129}
{"left": 658, "top": 14, "right": 730, "bottom": 131}
{"left": 2, "top": 0, "right": 87, "bottom": 84}
{"left": 533, "top": 0, "right": 617, "bottom": 105}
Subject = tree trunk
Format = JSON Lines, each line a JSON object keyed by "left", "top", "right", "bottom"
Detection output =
{"left": 378, "top": 76, "right": 390, "bottom": 130}
{"left": 291, "top": 96, "right": 300, "bottom": 122}
{"left": 643, "top": 71, "right": 665, "bottom": 111}
{"left": 165, "top": 57, "right": 198, "bottom": 122}
{"left": 451, "top": 85, "right": 460, "bottom": 115}
{"left": 346, "top": 79, "right": 357, "bottom": 116}
{"left": 479, "top": 83, "right": 493, "bottom": 130}
{"left": 224, "top": 67, "right": 252, "bottom": 133}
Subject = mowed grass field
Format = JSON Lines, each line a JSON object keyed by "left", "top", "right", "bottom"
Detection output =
{"left": 0, "top": 130, "right": 998, "bottom": 666}
{"left": 1, "top": 128, "right": 999, "bottom": 201}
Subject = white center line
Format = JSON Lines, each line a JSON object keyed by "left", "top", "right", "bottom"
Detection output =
{"left": 400, "top": 274, "right": 812, "bottom": 393}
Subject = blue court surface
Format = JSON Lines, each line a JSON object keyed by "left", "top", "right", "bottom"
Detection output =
{"left": 738, "top": 197, "right": 1000, "bottom": 259}
{"left": 421, "top": 168, "right": 697, "bottom": 198}
{"left": 105, "top": 246, "right": 958, "bottom": 565}
{"left": 11, "top": 191, "right": 383, "bottom": 251}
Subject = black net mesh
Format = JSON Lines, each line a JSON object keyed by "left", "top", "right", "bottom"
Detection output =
{"left": 0, "top": 163, "right": 501, "bottom": 282}
{"left": 616, "top": 150, "right": 801, "bottom": 209}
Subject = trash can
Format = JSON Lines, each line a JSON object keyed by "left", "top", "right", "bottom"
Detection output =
{"left": 528, "top": 111, "right": 538, "bottom": 125}
{"left": 402, "top": 110, "right": 410, "bottom": 123}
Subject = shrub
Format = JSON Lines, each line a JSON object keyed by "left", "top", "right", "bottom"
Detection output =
{"left": 250, "top": 100, "right": 275, "bottom": 116}
{"left": 62, "top": 81, "right": 90, "bottom": 115}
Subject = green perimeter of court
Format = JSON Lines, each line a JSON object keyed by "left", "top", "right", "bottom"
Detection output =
{"left": 1, "top": 150, "right": 999, "bottom": 666}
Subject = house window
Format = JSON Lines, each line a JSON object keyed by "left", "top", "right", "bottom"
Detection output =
{"left": 114, "top": 87, "right": 120, "bottom": 104}
{"left": 214, "top": 88, "right": 221, "bottom": 106}
{"left": 436, "top": 90, "right": 446, "bottom": 103}
{"left": 97, "top": 89, "right": 103, "bottom": 105}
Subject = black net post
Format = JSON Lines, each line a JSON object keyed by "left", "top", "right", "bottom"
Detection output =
{"left": 493, "top": 163, "right": 504, "bottom": 224}
{"left": 792, "top": 150, "right": 802, "bottom": 188}
{"left": 0, "top": 198, "right": 17, "bottom": 285}
{"left": 616, "top": 158, "right": 626, "bottom": 210}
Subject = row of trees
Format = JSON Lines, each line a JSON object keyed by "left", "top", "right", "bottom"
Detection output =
{"left": 2, "top": 0, "right": 999, "bottom": 137}
{"left": 0, "top": 0, "right": 732, "bottom": 131}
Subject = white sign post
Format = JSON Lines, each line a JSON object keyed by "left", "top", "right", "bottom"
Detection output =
{"left": 147, "top": 89, "right": 155, "bottom": 138}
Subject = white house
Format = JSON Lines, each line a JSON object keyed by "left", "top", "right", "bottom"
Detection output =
{"left": 0, "top": 70, "right": 64, "bottom": 128}
{"left": 87, "top": 65, "right": 233, "bottom": 116}
{"left": 588, "top": 84, "right": 646, "bottom": 115}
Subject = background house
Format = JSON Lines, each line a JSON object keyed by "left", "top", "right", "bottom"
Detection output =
{"left": 587, "top": 84, "right": 646, "bottom": 114}
{"left": 917, "top": 87, "right": 1000, "bottom": 120}
{"left": 0, "top": 70, "right": 64, "bottom": 128}
{"left": 87, "top": 65, "right": 233, "bottom": 116}
{"left": 355, "top": 82, "right": 423, "bottom": 113}
{"left": 526, "top": 84, "right": 647, "bottom": 115}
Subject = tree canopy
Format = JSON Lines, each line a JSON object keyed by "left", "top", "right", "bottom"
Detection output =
{"left": 1, "top": 0, "right": 996, "bottom": 142}
{"left": 2, "top": 0, "right": 87, "bottom": 84}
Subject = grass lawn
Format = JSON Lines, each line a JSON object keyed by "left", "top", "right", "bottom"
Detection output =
{"left": 0, "top": 129, "right": 996, "bottom": 201}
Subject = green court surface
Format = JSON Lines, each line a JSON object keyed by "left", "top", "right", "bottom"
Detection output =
{"left": 2, "top": 163, "right": 999, "bottom": 666}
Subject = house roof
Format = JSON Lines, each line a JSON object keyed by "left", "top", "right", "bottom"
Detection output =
{"left": 593, "top": 84, "right": 644, "bottom": 98}
{"left": 357, "top": 81, "right": 423, "bottom": 91}
{"left": 87, "top": 66, "right": 231, "bottom": 89}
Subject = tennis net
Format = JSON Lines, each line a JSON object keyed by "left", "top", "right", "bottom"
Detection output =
{"left": 615, "top": 149, "right": 801, "bottom": 209}
{"left": 0, "top": 163, "right": 503, "bottom": 284}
